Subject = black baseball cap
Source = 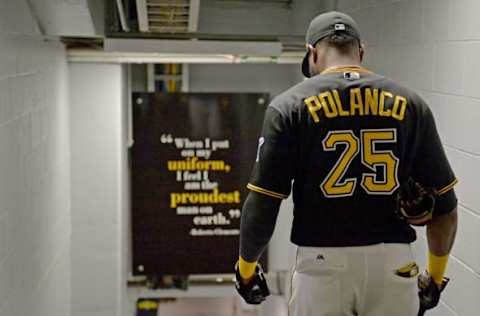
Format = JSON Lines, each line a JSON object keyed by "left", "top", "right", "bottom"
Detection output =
{"left": 302, "top": 11, "right": 362, "bottom": 78}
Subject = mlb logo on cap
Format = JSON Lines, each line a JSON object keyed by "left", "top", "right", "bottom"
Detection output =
{"left": 334, "top": 23, "right": 346, "bottom": 31}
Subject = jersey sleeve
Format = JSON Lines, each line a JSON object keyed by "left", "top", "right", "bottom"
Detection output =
{"left": 411, "top": 104, "right": 458, "bottom": 215}
{"left": 247, "top": 106, "right": 296, "bottom": 199}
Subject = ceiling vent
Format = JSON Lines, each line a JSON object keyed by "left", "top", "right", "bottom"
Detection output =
{"left": 136, "top": 0, "right": 200, "bottom": 33}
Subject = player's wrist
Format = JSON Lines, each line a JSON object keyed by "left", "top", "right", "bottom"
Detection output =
{"left": 235, "top": 260, "right": 270, "bottom": 304}
{"left": 238, "top": 256, "right": 258, "bottom": 281}
{"left": 427, "top": 252, "right": 449, "bottom": 285}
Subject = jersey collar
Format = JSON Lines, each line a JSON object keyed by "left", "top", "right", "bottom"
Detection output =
{"left": 321, "top": 65, "right": 372, "bottom": 75}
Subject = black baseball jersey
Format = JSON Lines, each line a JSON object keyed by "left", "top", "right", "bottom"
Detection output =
{"left": 247, "top": 66, "right": 458, "bottom": 247}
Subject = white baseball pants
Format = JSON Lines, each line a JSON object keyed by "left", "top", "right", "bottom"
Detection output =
{"left": 288, "top": 243, "right": 419, "bottom": 316}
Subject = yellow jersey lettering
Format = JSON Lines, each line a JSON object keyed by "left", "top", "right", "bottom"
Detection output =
{"left": 392, "top": 95, "right": 407, "bottom": 121}
{"left": 304, "top": 96, "right": 322, "bottom": 123}
{"left": 332, "top": 90, "right": 349, "bottom": 117}
{"left": 379, "top": 90, "right": 393, "bottom": 117}
{"left": 364, "top": 88, "right": 379, "bottom": 116}
{"left": 319, "top": 91, "right": 339, "bottom": 118}
{"left": 350, "top": 88, "right": 365, "bottom": 116}
{"left": 305, "top": 89, "right": 407, "bottom": 123}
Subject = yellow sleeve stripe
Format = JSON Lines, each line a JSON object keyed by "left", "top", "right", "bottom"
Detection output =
{"left": 437, "top": 179, "right": 458, "bottom": 195}
{"left": 247, "top": 183, "right": 288, "bottom": 199}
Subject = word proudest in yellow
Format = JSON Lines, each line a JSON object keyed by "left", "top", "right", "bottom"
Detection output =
{"left": 170, "top": 188, "right": 241, "bottom": 208}
{"left": 304, "top": 88, "right": 408, "bottom": 122}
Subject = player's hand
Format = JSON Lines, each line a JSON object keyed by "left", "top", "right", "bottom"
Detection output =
{"left": 417, "top": 271, "right": 449, "bottom": 315}
{"left": 397, "top": 178, "right": 436, "bottom": 226}
{"left": 234, "top": 262, "right": 270, "bottom": 304}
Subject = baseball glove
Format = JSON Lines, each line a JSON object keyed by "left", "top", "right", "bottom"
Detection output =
{"left": 235, "top": 262, "right": 270, "bottom": 305}
{"left": 396, "top": 178, "right": 436, "bottom": 226}
{"left": 417, "top": 271, "right": 449, "bottom": 316}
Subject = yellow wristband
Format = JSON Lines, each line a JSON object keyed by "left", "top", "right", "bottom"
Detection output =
{"left": 428, "top": 252, "right": 449, "bottom": 284}
{"left": 239, "top": 256, "right": 257, "bottom": 280}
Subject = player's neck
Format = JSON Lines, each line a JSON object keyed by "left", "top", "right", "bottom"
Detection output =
{"left": 320, "top": 53, "right": 361, "bottom": 73}
{"left": 324, "top": 59, "right": 360, "bottom": 70}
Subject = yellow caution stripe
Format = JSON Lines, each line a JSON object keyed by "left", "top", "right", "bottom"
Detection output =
{"left": 437, "top": 179, "right": 458, "bottom": 195}
{"left": 247, "top": 183, "right": 287, "bottom": 199}
{"left": 137, "top": 300, "right": 158, "bottom": 310}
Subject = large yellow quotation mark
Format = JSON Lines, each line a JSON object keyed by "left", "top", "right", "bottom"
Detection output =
{"left": 321, "top": 129, "right": 399, "bottom": 198}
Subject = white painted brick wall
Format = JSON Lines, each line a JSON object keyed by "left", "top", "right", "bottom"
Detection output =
{"left": 0, "top": 1, "right": 71, "bottom": 316}
{"left": 69, "top": 63, "right": 126, "bottom": 316}
{"left": 338, "top": 0, "right": 480, "bottom": 314}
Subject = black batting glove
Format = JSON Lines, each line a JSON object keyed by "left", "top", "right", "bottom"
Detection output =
{"left": 417, "top": 271, "right": 449, "bottom": 316}
{"left": 235, "top": 262, "right": 270, "bottom": 305}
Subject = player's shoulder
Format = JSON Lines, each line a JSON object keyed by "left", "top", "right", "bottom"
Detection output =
{"left": 379, "top": 76, "right": 432, "bottom": 115}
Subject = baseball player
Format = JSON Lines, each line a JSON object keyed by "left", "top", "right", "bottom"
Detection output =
{"left": 234, "top": 11, "right": 458, "bottom": 316}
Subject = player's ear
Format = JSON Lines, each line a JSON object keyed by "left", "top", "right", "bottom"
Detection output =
{"left": 307, "top": 44, "right": 317, "bottom": 64}
{"left": 359, "top": 43, "right": 365, "bottom": 63}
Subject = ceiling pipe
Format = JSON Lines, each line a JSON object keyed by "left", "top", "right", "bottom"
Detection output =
{"left": 188, "top": 0, "right": 200, "bottom": 32}
{"left": 136, "top": 0, "right": 149, "bottom": 32}
{"left": 116, "top": 0, "right": 131, "bottom": 32}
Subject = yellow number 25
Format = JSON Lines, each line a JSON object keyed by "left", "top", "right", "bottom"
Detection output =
{"left": 320, "top": 128, "right": 399, "bottom": 198}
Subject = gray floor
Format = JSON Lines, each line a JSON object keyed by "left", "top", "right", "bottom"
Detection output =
{"left": 156, "top": 297, "right": 257, "bottom": 316}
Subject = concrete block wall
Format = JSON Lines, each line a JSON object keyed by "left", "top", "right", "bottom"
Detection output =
{"left": 337, "top": 0, "right": 480, "bottom": 315}
{"left": 69, "top": 63, "right": 127, "bottom": 316}
{"left": 0, "top": 0, "right": 71, "bottom": 315}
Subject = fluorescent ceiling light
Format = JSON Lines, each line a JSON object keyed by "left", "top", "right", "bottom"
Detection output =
{"left": 68, "top": 51, "right": 234, "bottom": 63}
{"left": 67, "top": 50, "right": 304, "bottom": 64}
